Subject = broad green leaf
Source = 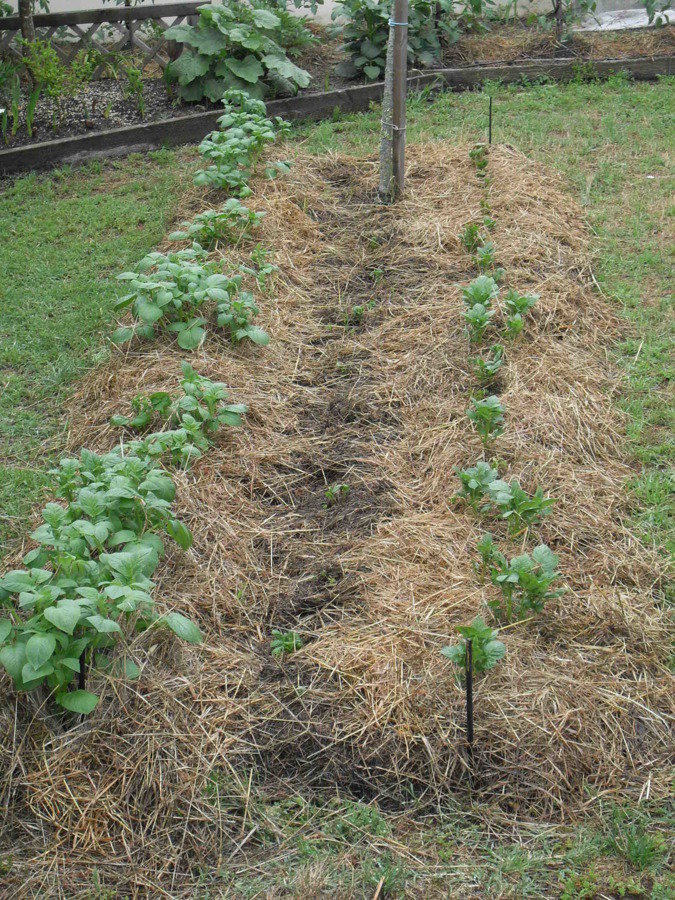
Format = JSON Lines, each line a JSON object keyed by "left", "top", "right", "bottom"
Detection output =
{"left": 226, "top": 55, "right": 264, "bottom": 84}
{"left": 112, "top": 326, "right": 135, "bottom": 344}
{"left": 162, "top": 612, "right": 203, "bottom": 644}
{"left": 87, "top": 615, "right": 122, "bottom": 635}
{"left": 167, "top": 519, "right": 193, "bottom": 551}
{"left": 251, "top": 7, "right": 280, "bottom": 28}
{"left": 44, "top": 598, "right": 81, "bottom": 635}
{"left": 262, "top": 54, "right": 310, "bottom": 88}
{"left": 0, "top": 643, "right": 26, "bottom": 682}
{"left": 168, "top": 50, "right": 210, "bottom": 86}
{"left": 483, "top": 639, "right": 506, "bottom": 669}
{"left": 0, "top": 619, "right": 13, "bottom": 643}
{"left": 56, "top": 690, "right": 99, "bottom": 714}
{"left": 244, "top": 325, "right": 270, "bottom": 346}
{"left": 26, "top": 633, "right": 56, "bottom": 669}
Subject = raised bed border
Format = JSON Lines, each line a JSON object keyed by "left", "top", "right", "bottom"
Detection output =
{"left": 1, "top": 54, "right": 672, "bottom": 175}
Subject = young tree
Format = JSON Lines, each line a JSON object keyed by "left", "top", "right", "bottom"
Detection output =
{"left": 18, "top": 0, "right": 36, "bottom": 44}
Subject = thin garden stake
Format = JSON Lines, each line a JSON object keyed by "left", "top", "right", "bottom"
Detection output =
{"left": 466, "top": 638, "right": 474, "bottom": 769}
{"left": 391, "top": 0, "right": 408, "bottom": 197}
{"left": 78, "top": 649, "right": 87, "bottom": 691}
{"left": 488, "top": 96, "right": 492, "bottom": 145}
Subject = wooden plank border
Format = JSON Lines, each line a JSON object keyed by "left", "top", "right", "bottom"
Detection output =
{"left": 1, "top": 54, "right": 672, "bottom": 176}
{"left": 0, "top": 2, "right": 203, "bottom": 30}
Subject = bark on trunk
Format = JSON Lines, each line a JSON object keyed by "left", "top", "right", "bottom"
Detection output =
{"left": 18, "top": 0, "right": 36, "bottom": 45}
{"left": 378, "top": 21, "right": 396, "bottom": 203}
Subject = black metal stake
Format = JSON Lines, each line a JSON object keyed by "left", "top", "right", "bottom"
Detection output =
{"left": 466, "top": 638, "right": 474, "bottom": 771}
{"left": 488, "top": 96, "right": 492, "bottom": 146}
{"left": 78, "top": 649, "right": 87, "bottom": 691}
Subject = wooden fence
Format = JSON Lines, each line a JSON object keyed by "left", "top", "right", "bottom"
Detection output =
{"left": 0, "top": 2, "right": 203, "bottom": 73}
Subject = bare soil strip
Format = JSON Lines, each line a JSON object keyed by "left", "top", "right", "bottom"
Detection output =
{"left": 2, "top": 143, "right": 672, "bottom": 894}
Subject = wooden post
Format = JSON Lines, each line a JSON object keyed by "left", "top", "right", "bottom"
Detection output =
{"left": 391, "top": 0, "right": 408, "bottom": 198}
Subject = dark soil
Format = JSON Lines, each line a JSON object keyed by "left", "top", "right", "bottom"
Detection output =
{"left": 2, "top": 22, "right": 672, "bottom": 150}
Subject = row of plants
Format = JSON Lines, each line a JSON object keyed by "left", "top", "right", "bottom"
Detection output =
{"left": 0, "top": 90, "right": 290, "bottom": 717}
{"left": 442, "top": 143, "right": 563, "bottom": 682}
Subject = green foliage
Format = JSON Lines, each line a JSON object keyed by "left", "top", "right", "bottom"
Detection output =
{"left": 467, "top": 395, "right": 504, "bottom": 446}
{"left": 482, "top": 539, "right": 564, "bottom": 621}
{"left": 460, "top": 221, "right": 482, "bottom": 252}
{"left": 325, "top": 483, "right": 350, "bottom": 506}
{"left": 476, "top": 240, "right": 497, "bottom": 271}
{"left": 271, "top": 629, "right": 302, "bottom": 656}
{"left": 0, "top": 448, "right": 202, "bottom": 712}
{"left": 194, "top": 91, "right": 290, "bottom": 193}
{"left": 461, "top": 274, "right": 499, "bottom": 307}
{"left": 473, "top": 343, "right": 504, "bottom": 385}
{"left": 165, "top": 0, "right": 311, "bottom": 104}
{"left": 463, "top": 302, "right": 495, "bottom": 343}
{"left": 169, "top": 199, "right": 265, "bottom": 248}
{"left": 603, "top": 804, "right": 668, "bottom": 870}
{"left": 469, "top": 143, "right": 489, "bottom": 175}
{"left": 23, "top": 40, "right": 101, "bottom": 108}
{"left": 215, "top": 277, "right": 270, "bottom": 346}
{"left": 122, "top": 64, "right": 145, "bottom": 118}
{"left": 486, "top": 478, "right": 556, "bottom": 532}
{"left": 441, "top": 616, "right": 506, "bottom": 674}
{"left": 112, "top": 243, "right": 223, "bottom": 349}
{"left": 111, "top": 361, "right": 247, "bottom": 468}
{"left": 504, "top": 288, "right": 537, "bottom": 338}
{"left": 456, "top": 461, "right": 498, "bottom": 508}
{"left": 247, "top": 244, "right": 278, "bottom": 292}
{"left": 332, "top": 0, "right": 459, "bottom": 82}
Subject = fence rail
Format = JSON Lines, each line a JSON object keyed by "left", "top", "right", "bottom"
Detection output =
{"left": 0, "top": 2, "right": 203, "bottom": 73}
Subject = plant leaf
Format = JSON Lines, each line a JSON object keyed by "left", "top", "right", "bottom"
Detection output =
{"left": 162, "top": 611, "right": 203, "bottom": 644}
{"left": 56, "top": 690, "right": 99, "bottom": 714}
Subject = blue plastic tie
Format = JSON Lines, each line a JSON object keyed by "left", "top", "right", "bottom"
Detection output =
{"left": 388, "top": 19, "right": 409, "bottom": 26}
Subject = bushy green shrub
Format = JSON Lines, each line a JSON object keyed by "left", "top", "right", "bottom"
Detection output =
{"left": 165, "top": 0, "right": 312, "bottom": 102}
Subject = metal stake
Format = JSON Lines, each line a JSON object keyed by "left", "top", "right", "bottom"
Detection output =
{"left": 466, "top": 638, "right": 474, "bottom": 769}
{"left": 488, "top": 96, "right": 492, "bottom": 146}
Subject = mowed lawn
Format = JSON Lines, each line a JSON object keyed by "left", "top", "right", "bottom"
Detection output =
{"left": 1, "top": 76, "right": 672, "bottom": 567}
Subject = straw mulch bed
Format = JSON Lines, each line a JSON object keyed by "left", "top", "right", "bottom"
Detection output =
{"left": 446, "top": 23, "right": 675, "bottom": 66}
{"left": 1, "top": 143, "right": 672, "bottom": 895}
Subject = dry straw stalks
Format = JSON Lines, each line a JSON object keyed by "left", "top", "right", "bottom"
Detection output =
{"left": 1, "top": 142, "right": 672, "bottom": 895}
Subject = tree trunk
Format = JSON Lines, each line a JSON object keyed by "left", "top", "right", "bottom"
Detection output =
{"left": 554, "top": 0, "right": 564, "bottom": 43}
{"left": 378, "top": 21, "right": 396, "bottom": 203}
{"left": 18, "top": 0, "right": 36, "bottom": 45}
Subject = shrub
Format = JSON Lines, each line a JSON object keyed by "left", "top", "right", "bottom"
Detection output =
{"left": 165, "top": 0, "right": 311, "bottom": 103}
{"left": 332, "top": 0, "right": 459, "bottom": 82}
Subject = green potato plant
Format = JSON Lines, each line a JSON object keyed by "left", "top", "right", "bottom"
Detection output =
{"left": 478, "top": 538, "right": 564, "bottom": 621}
{"left": 467, "top": 395, "right": 505, "bottom": 447}
{"left": 476, "top": 241, "right": 497, "bottom": 272}
{"left": 486, "top": 479, "right": 556, "bottom": 532}
{"left": 325, "top": 483, "right": 350, "bottom": 506}
{"left": 461, "top": 275, "right": 499, "bottom": 307}
{"left": 503, "top": 288, "right": 538, "bottom": 339}
{"left": 169, "top": 199, "right": 266, "bottom": 248}
{"left": 473, "top": 343, "right": 504, "bottom": 385}
{"left": 194, "top": 91, "right": 290, "bottom": 193}
{"left": 271, "top": 629, "right": 302, "bottom": 657}
{"left": 460, "top": 222, "right": 482, "bottom": 252}
{"left": 441, "top": 616, "right": 505, "bottom": 675}
{"left": 463, "top": 302, "right": 495, "bottom": 343}
{"left": 0, "top": 448, "right": 202, "bottom": 714}
{"left": 456, "top": 461, "right": 499, "bottom": 509}
{"left": 112, "top": 243, "right": 228, "bottom": 350}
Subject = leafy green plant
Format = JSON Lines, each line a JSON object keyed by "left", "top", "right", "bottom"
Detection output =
{"left": 476, "top": 241, "right": 497, "bottom": 271}
{"left": 165, "top": 0, "right": 311, "bottom": 103}
{"left": 23, "top": 40, "right": 101, "bottom": 126}
{"left": 463, "top": 302, "right": 495, "bottom": 343}
{"left": 473, "top": 343, "right": 504, "bottom": 384}
{"left": 467, "top": 395, "right": 504, "bottom": 446}
{"left": 469, "top": 143, "right": 488, "bottom": 176}
{"left": 441, "top": 616, "right": 505, "bottom": 674}
{"left": 486, "top": 478, "right": 556, "bottom": 532}
{"left": 483, "top": 215, "right": 496, "bottom": 231}
{"left": 325, "top": 483, "right": 350, "bottom": 506}
{"left": 169, "top": 199, "right": 265, "bottom": 248}
{"left": 503, "top": 288, "right": 538, "bottom": 338}
{"left": 461, "top": 274, "right": 499, "bottom": 307}
{"left": 460, "top": 222, "right": 482, "bottom": 252}
{"left": 332, "top": 0, "right": 459, "bottom": 82}
{"left": 0, "top": 448, "right": 202, "bottom": 714}
{"left": 271, "top": 629, "right": 302, "bottom": 656}
{"left": 456, "top": 461, "right": 498, "bottom": 509}
{"left": 112, "top": 244, "right": 235, "bottom": 350}
{"left": 215, "top": 281, "right": 270, "bottom": 345}
{"left": 246, "top": 244, "right": 277, "bottom": 292}
{"left": 194, "top": 91, "right": 290, "bottom": 194}
{"left": 112, "top": 362, "right": 247, "bottom": 467}
{"left": 484, "top": 540, "right": 563, "bottom": 621}
{"left": 122, "top": 64, "right": 145, "bottom": 118}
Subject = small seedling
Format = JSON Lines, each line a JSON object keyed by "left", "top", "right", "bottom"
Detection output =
{"left": 473, "top": 344, "right": 504, "bottom": 384}
{"left": 463, "top": 303, "right": 495, "bottom": 343}
{"left": 460, "top": 222, "right": 482, "bottom": 252}
{"left": 469, "top": 144, "right": 488, "bottom": 176}
{"left": 271, "top": 630, "right": 302, "bottom": 657}
{"left": 506, "top": 313, "right": 524, "bottom": 338}
{"left": 486, "top": 541, "right": 564, "bottom": 621}
{"left": 476, "top": 242, "right": 496, "bottom": 271}
{"left": 456, "top": 461, "right": 499, "bottom": 509}
{"left": 441, "top": 616, "right": 505, "bottom": 674}
{"left": 483, "top": 215, "right": 496, "bottom": 231}
{"left": 371, "top": 268, "right": 384, "bottom": 283}
{"left": 467, "top": 395, "right": 504, "bottom": 446}
{"left": 504, "top": 289, "right": 538, "bottom": 318}
{"left": 325, "top": 483, "right": 350, "bottom": 507}
{"left": 486, "top": 479, "right": 556, "bottom": 532}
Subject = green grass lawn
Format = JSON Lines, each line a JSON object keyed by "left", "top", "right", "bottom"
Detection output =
{"left": 0, "top": 149, "right": 191, "bottom": 554}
